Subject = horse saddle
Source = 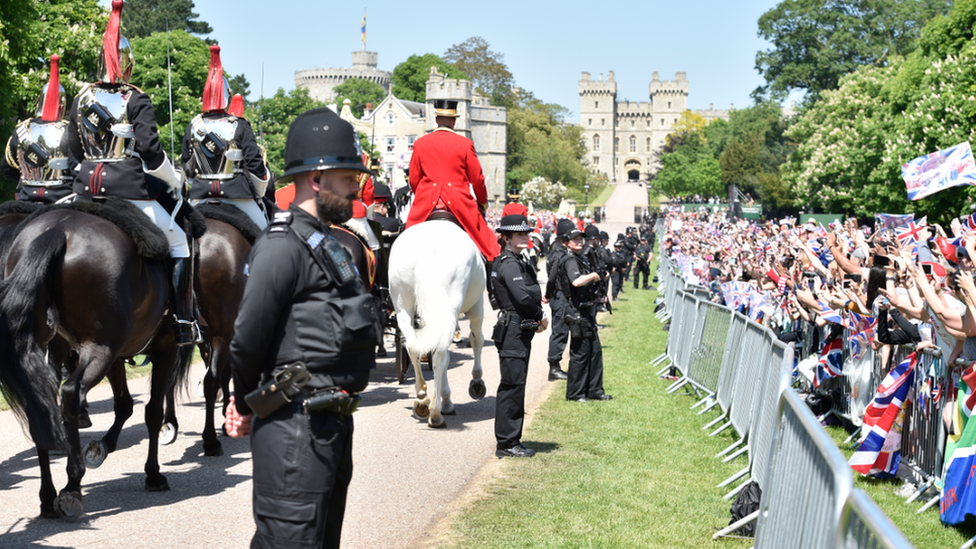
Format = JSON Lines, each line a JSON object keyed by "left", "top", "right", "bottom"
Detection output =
{"left": 426, "top": 209, "right": 462, "bottom": 229}
{"left": 195, "top": 199, "right": 261, "bottom": 244}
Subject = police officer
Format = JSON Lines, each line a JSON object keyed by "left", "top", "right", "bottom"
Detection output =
{"left": 633, "top": 236, "right": 652, "bottom": 289}
{"left": 1, "top": 54, "right": 74, "bottom": 204}
{"left": 555, "top": 225, "right": 612, "bottom": 402}
{"left": 64, "top": 0, "right": 197, "bottom": 344}
{"left": 490, "top": 214, "right": 548, "bottom": 458}
{"left": 623, "top": 227, "right": 638, "bottom": 283}
{"left": 225, "top": 107, "right": 378, "bottom": 549}
{"left": 544, "top": 219, "right": 574, "bottom": 381}
{"left": 582, "top": 225, "right": 609, "bottom": 314}
{"left": 182, "top": 45, "right": 270, "bottom": 230}
{"left": 610, "top": 239, "right": 627, "bottom": 300}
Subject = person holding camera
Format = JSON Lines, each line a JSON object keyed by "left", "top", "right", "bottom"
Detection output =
{"left": 490, "top": 214, "right": 549, "bottom": 458}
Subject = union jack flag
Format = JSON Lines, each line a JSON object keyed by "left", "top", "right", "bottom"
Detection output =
{"left": 850, "top": 353, "right": 917, "bottom": 478}
{"left": 814, "top": 335, "right": 845, "bottom": 388}
{"left": 895, "top": 216, "right": 928, "bottom": 247}
{"left": 846, "top": 312, "right": 877, "bottom": 360}
{"left": 817, "top": 300, "right": 845, "bottom": 325}
{"left": 960, "top": 214, "right": 976, "bottom": 235}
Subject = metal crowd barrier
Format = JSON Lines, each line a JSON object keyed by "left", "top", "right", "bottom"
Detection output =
{"left": 842, "top": 489, "right": 916, "bottom": 548}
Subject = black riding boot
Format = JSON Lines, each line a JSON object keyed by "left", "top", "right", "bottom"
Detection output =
{"left": 172, "top": 257, "right": 200, "bottom": 347}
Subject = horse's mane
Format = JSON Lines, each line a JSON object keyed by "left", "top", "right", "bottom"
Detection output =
{"left": 194, "top": 200, "right": 261, "bottom": 244}
{"left": 0, "top": 200, "right": 44, "bottom": 216}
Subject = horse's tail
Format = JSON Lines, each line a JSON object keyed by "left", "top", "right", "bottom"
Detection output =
{"left": 0, "top": 229, "right": 68, "bottom": 451}
{"left": 410, "top": 261, "right": 460, "bottom": 356}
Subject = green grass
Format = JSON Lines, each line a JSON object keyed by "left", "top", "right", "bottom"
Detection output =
{"left": 589, "top": 184, "right": 616, "bottom": 209}
{"left": 437, "top": 261, "right": 754, "bottom": 548}
{"left": 823, "top": 425, "right": 975, "bottom": 548}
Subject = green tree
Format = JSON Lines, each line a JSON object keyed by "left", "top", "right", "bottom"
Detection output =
{"left": 332, "top": 77, "right": 387, "bottom": 118}
{"left": 654, "top": 132, "right": 723, "bottom": 198}
{"left": 129, "top": 30, "right": 211, "bottom": 157}
{"left": 121, "top": 0, "right": 212, "bottom": 38}
{"left": 754, "top": 0, "right": 949, "bottom": 102}
{"left": 391, "top": 53, "right": 467, "bottom": 103}
{"left": 720, "top": 135, "right": 763, "bottom": 193}
{"left": 443, "top": 37, "right": 515, "bottom": 107}
{"left": 244, "top": 87, "right": 324, "bottom": 177}
{"left": 228, "top": 73, "right": 251, "bottom": 103}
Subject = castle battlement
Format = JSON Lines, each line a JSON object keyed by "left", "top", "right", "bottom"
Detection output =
{"left": 295, "top": 51, "right": 391, "bottom": 104}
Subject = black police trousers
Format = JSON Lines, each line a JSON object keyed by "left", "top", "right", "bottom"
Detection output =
{"left": 250, "top": 402, "right": 354, "bottom": 549}
{"left": 633, "top": 263, "right": 650, "bottom": 289}
{"left": 566, "top": 309, "right": 607, "bottom": 401}
{"left": 611, "top": 272, "right": 623, "bottom": 299}
{"left": 547, "top": 292, "right": 569, "bottom": 365}
{"left": 495, "top": 317, "right": 535, "bottom": 449}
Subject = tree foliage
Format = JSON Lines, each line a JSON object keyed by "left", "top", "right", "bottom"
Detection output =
{"left": 754, "top": 0, "right": 950, "bottom": 102}
{"left": 391, "top": 53, "right": 466, "bottom": 103}
{"left": 129, "top": 30, "right": 211, "bottom": 157}
{"left": 519, "top": 176, "right": 567, "bottom": 209}
{"left": 332, "top": 77, "right": 387, "bottom": 118}
{"left": 244, "top": 87, "right": 324, "bottom": 177}
{"left": 121, "top": 0, "right": 212, "bottom": 38}
{"left": 443, "top": 37, "right": 515, "bottom": 107}
{"left": 782, "top": 0, "right": 976, "bottom": 224}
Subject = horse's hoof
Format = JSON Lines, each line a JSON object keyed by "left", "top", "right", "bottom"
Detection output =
{"left": 196, "top": 378, "right": 205, "bottom": 398}
{"left": 453, "top": 329, "right": 462, "bottom": 343}
{"left": 414, "top": 400, "right": 429, "bottom": 418}
{"left": 203, "top": 440, "right": 224, "bottom": 457}
{"left": 54, "top": 491, "right": 82, "bottom": 519}
{"left": 469, "top": 379, "right": 487, "bottom": 400}
{"left": 159, "top": 422, "right": 178, "bottom": 445}
{"left": 40, "top": 503, "right": 59, "bottom": 519}
{"left": 83, "top": 440, "right": 108, "bottom": 469}
{"left": 78, "top": 409, "right": 92, "bottom": 429}
{"left": 442, "top": 407, "right": 456, "bottom": 415}
{"left": 145, "top": 473, "right": 170, "bottom": 492}
{"left": 428, "top": 416, "right": 447, "bottom": 429}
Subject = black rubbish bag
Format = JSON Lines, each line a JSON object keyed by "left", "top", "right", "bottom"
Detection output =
{"left": 728, "top": 480, "right": 762, "bottom": 536}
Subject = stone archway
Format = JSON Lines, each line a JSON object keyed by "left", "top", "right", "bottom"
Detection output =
{"left": 624, "top": 159, "right": 642, "bottom": 181}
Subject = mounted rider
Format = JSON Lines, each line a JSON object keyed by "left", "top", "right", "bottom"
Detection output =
{"left": 63, "top": 0, "right": 198, "bottom": 345}
{"left": 405, "top": 99, "right": 500, "bottom": 262}
{"left": 182, "top": 45, "right": 270, "bottom": 230}
{"left": 1, "top": 55, "right": 74, "bottom": 204}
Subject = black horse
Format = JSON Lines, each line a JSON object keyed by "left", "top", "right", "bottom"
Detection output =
{"left": 0, "top": 201, "right": 196, "bottom": 518}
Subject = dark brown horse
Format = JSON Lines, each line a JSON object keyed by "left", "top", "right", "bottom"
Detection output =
{"left": 0, "top": 205, "right": 193, "bottom": 518}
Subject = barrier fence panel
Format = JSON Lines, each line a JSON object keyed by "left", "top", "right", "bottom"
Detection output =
{"left": 665, "top": 291, "right": 693, "bottom": 376}
{"left": 686, "top": 301, "right": 732, "bottom": 395}
{"left": 728, "top": 321, "right": 773, "bottom": 441}
{"left": 673, "top": 292, "right": 705, "bottom": 381}
{"left": 841, "top": 489, "right": 916, "bottom": 549}
{"left": 715, "top": 312, "right": 748, "bottom": 415}
{"left": 901, "top": 348, "right": 950, "bottom": 487}
{"left": 751, "top": 335, "right": 795, "bottom": 492}
{"left": 755, "top": 389, "right": 853, "bottom": 549}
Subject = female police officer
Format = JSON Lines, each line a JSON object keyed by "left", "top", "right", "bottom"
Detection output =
{"left": 490, "top": 214, "right": 549, "bottom": 458}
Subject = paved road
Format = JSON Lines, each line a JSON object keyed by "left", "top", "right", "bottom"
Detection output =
{"left": 0, "top": 182, "right": 649, "bottom": 548}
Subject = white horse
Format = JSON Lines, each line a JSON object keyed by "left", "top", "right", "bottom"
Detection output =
{"left": 388, "top": 219, "right": 487, "bottom": 428}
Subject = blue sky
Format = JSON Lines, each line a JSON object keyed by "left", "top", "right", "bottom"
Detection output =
{"left": 110, "top": 0, "right": 786, "bottom": 120}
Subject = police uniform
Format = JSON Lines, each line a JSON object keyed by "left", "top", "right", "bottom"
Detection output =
{"left": 229, "top": 107, "right": 377, "bottom": 548}
{"left": 544, "top": 221, "right": 574, "bottom": 381}
{"left": 182, "top": 45, "right": 269, "bottom": 230}
{"left": 610, "top": 241, "right": 628, "bottom": 300}
{"left": 2, "top": 56, "right": 73, "bottom": 203}
{"left": 490, "top": 214, "right": 544, "bottom": 458}
{"left": 557, "top": 245, "right": 611, "bottom": 402}
{"left": 633, "top": 239, "right": 651, "bottom": 289}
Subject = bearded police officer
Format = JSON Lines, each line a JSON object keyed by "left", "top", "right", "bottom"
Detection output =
{"left": 182, "top": 45, "right": 270, "bottom": 229}
{"left": 490, "top": 214, "right": 548, "bottom": 458}
{"left": 1, "top": 55, "right": 73, "bottom": 203}
{"left": 225, "top": 107, "right": 378, "bottom": 549}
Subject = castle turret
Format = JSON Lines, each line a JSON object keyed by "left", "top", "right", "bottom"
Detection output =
{"left": 579, "top": 71, "right": 618, "bottom": 179}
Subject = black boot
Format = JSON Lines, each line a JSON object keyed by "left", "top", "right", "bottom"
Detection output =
{"left": 171, "top": 257, "right": 200, "bottom": 347}
{"left": 548, "top": 362, "right": 568, "bottom": 381}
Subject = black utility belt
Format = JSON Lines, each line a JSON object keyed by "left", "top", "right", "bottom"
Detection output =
{"left": 499, "top": 311, "right": 541, "bottom": 331}
{"left": 244, "top": 362, "right": 360, "bottom": 419}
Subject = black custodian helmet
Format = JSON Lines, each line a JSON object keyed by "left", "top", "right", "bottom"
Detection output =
{"left": 278, "top": 107, "right": 375, "bottom": 184}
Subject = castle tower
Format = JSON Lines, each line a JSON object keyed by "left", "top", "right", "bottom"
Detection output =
{"left": 579, "top": 71, "right": 617, "bottom": 179}
{"left": 295, "top": 51, "right": 392, "bottom": 104}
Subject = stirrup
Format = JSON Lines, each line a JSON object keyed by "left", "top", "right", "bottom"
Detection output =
{"left": 174, "top": 316, "right": 202, "bottom": 346}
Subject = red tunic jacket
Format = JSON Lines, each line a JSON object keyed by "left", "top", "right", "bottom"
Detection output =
{"left": 406, "top": 127, "right": 499, "bottom": 260}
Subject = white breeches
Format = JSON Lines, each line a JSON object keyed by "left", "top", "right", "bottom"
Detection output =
{"left": 197, "top": 198, "right": 268, "bottom": 231}
{"left": 126, "top": 199, "right": 190, "bottom": 258}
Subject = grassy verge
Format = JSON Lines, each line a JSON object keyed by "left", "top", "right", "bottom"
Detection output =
{"left": 823, "top": 425, "right": 974, "bottom": 548}
{"left": 437, "top": 260, "right": 753, "bottom": 548}
{"left": 590, "top": 184, "right": 616, "bottom": 209}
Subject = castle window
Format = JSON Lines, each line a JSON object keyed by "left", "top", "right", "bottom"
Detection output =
{"left": 588, "top": 118, "right": 592, "bottom": 126}
{"left": 386, "top": 136, "right": 395, "bottom": 152}
{"left": 647, "top": 120, "right": 650, "bottom": 128}
{"left": 668, "top": 101, "right": 671, "bottom": 109}
{"left": 646, "top": 137, "right": 651, "bottom": 152}
{"left": 386, "top": 112, "right": 396, "bottom": 126}
{"left": 629, "top": 135, "right": 636, "bottom": 153}
{"left": 601, "top": 118, "right": 605, "bottom": 126}
{"left": 630, "top": 120, "right": 635, "bottom": 128}
{"left": 593, "top": 134, "right": 600, "bottom": 152}
{"left": 661, "top": 118, "right": 665, "bottom": 127}
{"left": 614, "top": 137, "right": 619, "bottom": 153}
{"left": 593, "top": 156, "right": 600, "bottom": 166}
{"left": 674, "top": 118, "right": 678, "bottom": 124}
{"left": 595, "top": 101, "right": 599, "bottom": 109}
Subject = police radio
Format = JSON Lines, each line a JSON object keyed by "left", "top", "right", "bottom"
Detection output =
{"left": 322, "top": 236, "right": 357, "bottom": 285}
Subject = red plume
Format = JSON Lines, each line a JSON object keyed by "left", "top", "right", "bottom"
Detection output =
{"left": 102, "top": 0, "right": 124, "bottom": 83}
{"left": 228, "top": 94, "right": 244, "bottom": 117}
{"left": 202, "top": 44, "right": 226, "bottom": 112}
{"left": 41, "top": 54, "right": 62, "bottom": 121}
